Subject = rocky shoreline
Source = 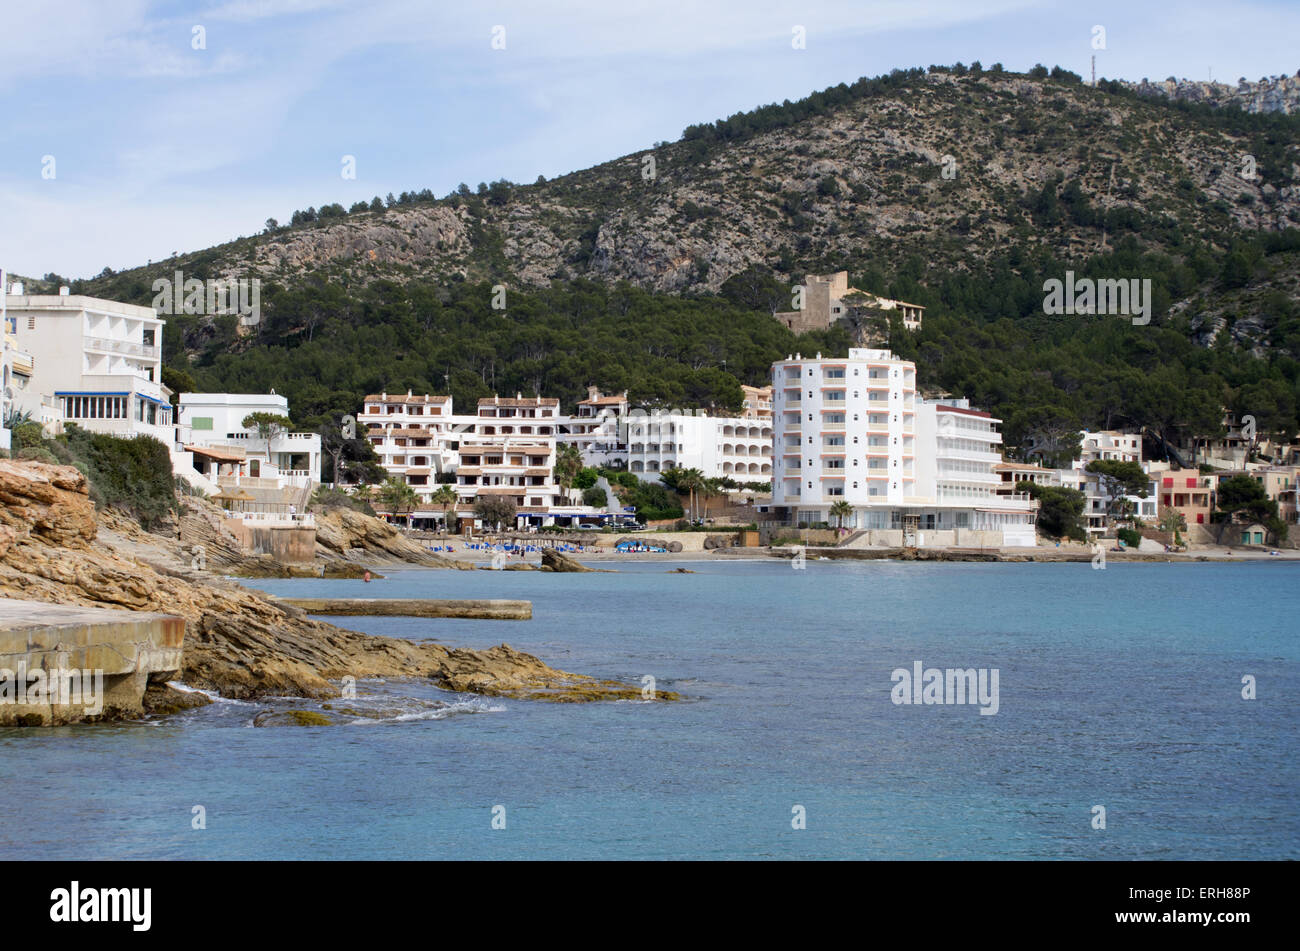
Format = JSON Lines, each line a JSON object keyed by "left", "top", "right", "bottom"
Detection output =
{"left": 0, "top": 461, "right": 669, "bottom": 725}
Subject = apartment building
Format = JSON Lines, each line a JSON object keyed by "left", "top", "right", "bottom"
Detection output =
{"left": 993, "top": 461, "right": 1059, "bottom": 494}
{"left": 358, "top": 391, "right": 458, "bottom": 491}
{"left": 558, "top": 386, "right": 628, "bottom": 468}
{"left": 625, "top": 410, "right": 773, "bottom": 482}
{"left": 1046, "top": 430, "right": 1155, "bottom": 534}
{"left": 1152, "top": 466, "right": 1215, "bottom": 532}
{"left": 0, "top": 273, "right": 36, "bottom": 450}
{"left": 740, "top": 385, "right": 773, "bottom": 419}
{"left": 4, "top": 284, "right": 174, "bottom": 442}
{"left": 1078, "top": 430, "right": 1144, "bottom": 465}
{"left": 359, "top": 392, "right": 604, "bottom": 528}
{"left": 176, "top": 392, "right": 321, "bottom": 489}
{"left": 773, "top": 271, "right": 924, "bottom": 334}
{"left": 769, "top": 348, "right": 1037, "bottom": 546}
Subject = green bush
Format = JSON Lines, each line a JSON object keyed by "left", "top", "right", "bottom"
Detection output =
{"left": 16, "top": 446, "right": 58, "bottom": 464}
{"left": 581, "top": 486, "right": 607, "bottom": 508}
{"left": 312, "top": 484, "right": 373, "bottom": 514}
{"left": 1117, "top": 527, "right": 1143, "bottom": 549}
{"left": 13, "top": 421, "right": 44, "bottom": 448}
{"left": 55, "top": 427, "right": 176, "bottom": 529}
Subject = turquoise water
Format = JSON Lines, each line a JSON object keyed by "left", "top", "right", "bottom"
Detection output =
{"left": 2, "top": 560, "right": 1296, "bottom": 860}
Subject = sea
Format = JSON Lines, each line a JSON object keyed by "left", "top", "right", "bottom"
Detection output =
{"left": 2, "top": 559, "right": 1296, "bottom": 860}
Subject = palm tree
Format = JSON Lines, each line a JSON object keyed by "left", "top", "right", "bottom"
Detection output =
{"left": 699, "top": 477, "right": 723, "bottom": 523}
{"left": 676, "top": 468, "right": 705, "bottom": 522}
{"left": 376, "top": 477, "right": 419, "bottom": 528}
{"left": 830, "top": 500, "right": 853, "bottom": 532}
{"left": 553, "top": 443, "right": 583, "bottom": 503}
{"left": 430, "top": 484, "right": 459, "bottom": 532}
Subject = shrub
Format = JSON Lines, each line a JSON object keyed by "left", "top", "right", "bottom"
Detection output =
{"left": 1118, "top": 527, "right": 1143, "bottom": 549}
{"left": 13, "top": 421, "right": 44, "bottom": 448}
{"left": 55, "top": 427, "right": 176, "bottom": 529}
{"left": 312, "top": 484, "right": 373, "bottom": 514}
{"left": 16, "top": 446, "right": 58, "bottom": 464}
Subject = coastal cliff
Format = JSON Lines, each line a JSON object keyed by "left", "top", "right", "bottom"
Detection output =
{"left": 0, "top": 460, "right": 656, "bottom": 719}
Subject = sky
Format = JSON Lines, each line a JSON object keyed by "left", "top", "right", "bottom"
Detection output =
{"left": 1, "top": 0, "right": 1297, "bottom": 280}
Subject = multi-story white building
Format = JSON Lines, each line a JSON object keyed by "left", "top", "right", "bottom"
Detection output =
{"left": 769, "top": 348, "right": 1038, "bottom": 546}
{"left": 1046, "top": 430, "right": 1154, "bottom": 535}
{"left": 557, "top": 386, "right": 628, "bottom": 469}
{"left": 175, "top": 391, "right": 321, "bottom": 490}
{"left": 359, "top": 392, "right": 602, "bottom": 528}
{"left": 1, "top": 273, "right": 37, "bottom": 450}
{"left": 4, "top": 285, "right": 174, "bottom": 443}
{"left": 358, "top": 391, "right": 458, "bottom": 491}
{"left": 625, "top": 410, "right": 773, "bottom": 482}
{"left": 1078, "top": 430, "right": 1143, "bottom": 465}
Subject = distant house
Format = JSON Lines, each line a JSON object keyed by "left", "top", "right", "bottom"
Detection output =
{"left": 773, "top": 271, "right": 923, "bottom": 335}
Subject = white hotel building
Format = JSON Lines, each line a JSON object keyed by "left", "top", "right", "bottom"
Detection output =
{"left": 625, "top": 411, "right": 773, "bottom": 482}
{"left": 770, "top": 348, "right": 1037, "bottom": 546}
{"left": 358, "top": 392, "right": 600, "bottom": 527}
{"left": 3, "top": 286, "right": 174, "bottom": 441}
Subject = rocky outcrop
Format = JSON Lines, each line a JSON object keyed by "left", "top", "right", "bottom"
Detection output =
{"left": 540, "top": 549, "right": 600, "bottom": 572}
{"left": 0, "top": 460, "right": 97, "bottom": 551}
{"left": 313, "top": 507, "right": 466, "bottom": 568}
{"left": 1124, "top": 72, "right": 1300, "bottom": 115}
{"left": 0, "top": 461, "right": 662, "bottom": 716}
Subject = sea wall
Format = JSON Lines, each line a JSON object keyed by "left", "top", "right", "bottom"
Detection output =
{"left": 223, "top": 517, "right": 316, "bottom": 563}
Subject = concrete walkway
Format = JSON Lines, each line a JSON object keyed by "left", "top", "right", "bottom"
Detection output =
{"left": 0, "top": 598, "right": 185, "bottom": 725}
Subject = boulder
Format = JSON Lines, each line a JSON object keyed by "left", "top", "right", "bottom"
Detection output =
{"left": 541, "top": 548, "right": 596, "bottom": 572}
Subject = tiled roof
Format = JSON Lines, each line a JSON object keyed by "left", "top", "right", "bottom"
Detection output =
{"left": 363, "top": 393, "right": 450, "bottom": 404}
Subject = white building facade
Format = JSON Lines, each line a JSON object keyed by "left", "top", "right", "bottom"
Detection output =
{"left": 4, "top": 287, "right": 174, "bottom": 443}
{"left": 769, "top": 349, "right": 1037, "bottom": 546}
{"left": 358, "top": 392, "right": 602, "bottom": 528}
{"left": 625, "top": 411, "right": 773, "bottom": 482}
{"left": 176, "top": 391, "right": 321, "bottom": 490}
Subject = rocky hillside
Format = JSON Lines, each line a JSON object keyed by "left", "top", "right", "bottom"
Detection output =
{"left": 1123, "top": 72, "right": 1300, "bottom": 115}
{"left": 73, "top": 66, "right": 1299, "bottom": 303}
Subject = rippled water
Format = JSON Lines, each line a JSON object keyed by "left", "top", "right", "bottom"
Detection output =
{"left": 2, "top": 560, "right": 1296, "bottom": 859}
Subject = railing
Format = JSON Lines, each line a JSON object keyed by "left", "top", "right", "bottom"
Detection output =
{"left": 938, "top": 448, "right": 1003, "bottom": 463}
{"left": 84, "top": 335, "right": 160, "bottom": 359}
{"left": 226, "top": 511, "right": 317, "bottom": 528}
{"left": 217, "top": 475, "right": 284, "bottom": 489}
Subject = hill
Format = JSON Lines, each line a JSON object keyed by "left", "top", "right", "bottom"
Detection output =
{"left": 34, "top": 64, "right": 1300, "bottom": 468}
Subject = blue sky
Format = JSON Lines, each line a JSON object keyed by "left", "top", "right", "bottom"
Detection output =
{"left": 2, "top": 0, "right": 1297, "bottom": 279}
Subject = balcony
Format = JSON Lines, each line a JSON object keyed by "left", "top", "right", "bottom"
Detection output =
{"left": 78, "top": 372, "right": 168, "bottom": 403}
{"left": 85, "top": 335, "right": 160, "bottom": 360}
{"left": 939, "top": 448, "right": 1003, "bottom": 464}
